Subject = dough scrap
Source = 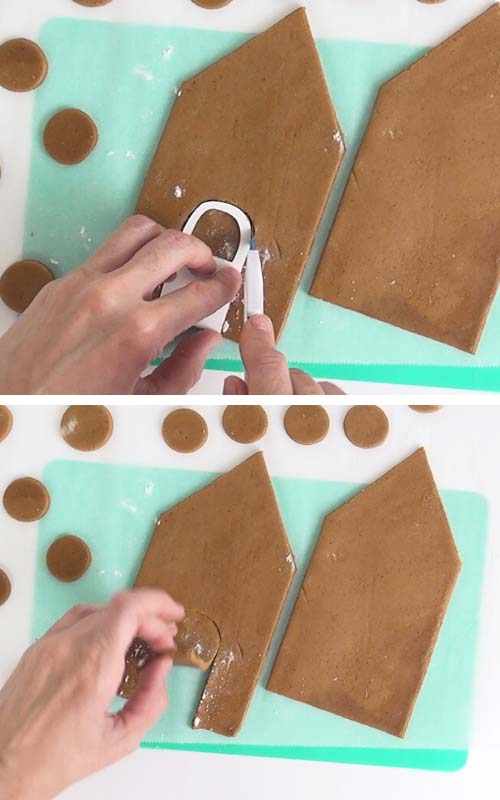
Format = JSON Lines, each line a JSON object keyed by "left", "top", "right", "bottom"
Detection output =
{"left": 222, "top": 405, "right": 268, "bottom": 444}
{"left": 61, "top": 405, "right": 113, "bottom": 452}
{"left": 0, "top": 569, "right": 11, "bottom": 606}
{"left": 284, "top": 405, "right": 330, "bottom": 445}
{"left": 268, "top": 448, "right": 461, "bottom": 738}
{"left": 136, "top": 8, "right": 344, "bottom": 342}
{"left": 0, "top": 38, "right": 48, "bottom": 92}
{"left": 119, "top": 639, "right": 154, "bottom": 699}
{"left": 192, "top": 0, "right": 233, "bottom": 7}
{"left": 0, "top": 406, "right": 13, "bottom": 443}
{"left": 3, "top": 477, "right": 50, "bottom": 522}
{"left": 162, "top": 409, "right": 208, "bottom": 453}
{"left": 124, "top": 452, "right": 295, "bottom": 736}
{"left": 310, "top": 5, "right": 500, "bottom": 354}
{"left": 410, "top": 405, "right": 442, "bottom": 413}
{"left": 0, "top": 260, "right": 54, "bottom": 313}
{"left": 343, "top": 405, "right": 389, "bottom": 449}
{"left": 174, "top": 610, "right": 221, "bottom": 670}
{"left": 72, "top": 0, "right": 112, "bottom": 6}
{"left": 44, "top": 108, "right": 98, "bottom": 165}
{"left": 46, "top": 535, "right": 92, "bottom": 582}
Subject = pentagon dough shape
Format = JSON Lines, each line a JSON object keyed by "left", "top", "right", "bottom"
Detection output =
{"left": 268, "top": 448, "right": 461, "bottom": 738}
{"left": 124, "top": 452, "right": 295, "bottom": 736}
{"left": 310, "top": 5, "right": 500, "bottom": 354}
{"left": 137, "top": 8, "right": 344, "bottom": 342}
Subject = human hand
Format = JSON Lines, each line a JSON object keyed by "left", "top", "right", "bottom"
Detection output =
{"left": 0, "top": 588, "right": 184, "bottom": 800}
{"left": 224, "top": 315, "right": 345, "bottom": 395}
{"left": 0, "top": 215, "right": 241, "bottom": 394}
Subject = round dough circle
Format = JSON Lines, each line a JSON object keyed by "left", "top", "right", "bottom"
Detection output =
{"left": 222, "top": 405, "right": 268, "bottom": 444}
{"left": 162, "top": 409, "right": 208, "bottom": 453}
{"left": 0, "top": 260, "right": 54, "bottom": 313}
{"left": 46, "top": 535, "right": 92, "bottom": 582}
{"left": 61, "top": 405, "right": 113, "bottom": 452}
{"left": 73, "top": 0, "right": 112, "bottom": 5}
{"left": 0, "top": 406, "right": 13, "bottom": 443}
{"left": 409, "top": 405, "right": 442, "bottom": 413}
{"left": 284, "top": 405, "right": 330, "bottom": 445}
{"left": 3, "top": 478, "right": 50, "bottom": 522}
{"left": 0, "top": 569, "right": 11, "bottom": 606}
{"left": 343, "top": 406, "right": 389, "bottom": 449}
{"left": 191, "top": 0, "right": 234, "bottom": 8}
{"left": 0, "top": 38, "right": 48, "bottom": 92}
{"left": 43, "top": 108, "right": 98, "bottom": 165}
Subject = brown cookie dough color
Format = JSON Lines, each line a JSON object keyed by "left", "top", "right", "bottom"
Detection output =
{"left": 162, "top": 409, "right": 208, "bottom": 453}
{"left": 0, "top": 406, "right": 13, "bottom": 443}
{"left": 343, "top": 406, "right": 389, "bottom": 449}
{"left": 3, "top": 478, "right": 50, "bottom": 522}
{"left": 0, "top": 260, "right": 54, "bottom": 313}
{"left": 46, "top": 535, "right": 92, "bottom": 582}
{"left": 44, "top": 109, "right": 98, "bottom": 165}
{"left": 191, "top": 0, "right": 234, "bottom": 7}
{"left": 0, "top": 569, "right": 11, "bottom": 606}
{"left": 410, "top": 406, "right": 442, "bottom": 413}
{"left": 61, "top": 405, "right": 113, "bottom": 451}
{"left": 284, "top": 405, "right": 330, "bottom": 445}
{"left": 73, "top": 0, "right": 112, "bottom": 5}
{"left": 222, "top": 406, "right": 268, "bottom": 444}
{"left": 0, "top": 39, "right": 48, "bottom": 92}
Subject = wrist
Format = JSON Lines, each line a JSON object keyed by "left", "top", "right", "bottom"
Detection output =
{"left": 0, "top": 752, "right": 50, "bottom": 800}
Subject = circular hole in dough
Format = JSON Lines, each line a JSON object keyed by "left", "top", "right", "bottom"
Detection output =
{"left": 284, "top": 405, "right": 330, "bottom": 446}
{"left": 191, "top": 0, "right": 234, "bottom": 8}
{"left": 409, "top": 405, "right": 442, "bottom": 413}
{"left": 43, "top": 108, "right": 98, "bottom": 165}
{"left": 3, "top": 477, "right": 50, "bottom": 522}
{"left": 0, "top": 38, "right": 48, "bottom": 92}
{"left": 343, "top": 405, "right": 389, "bottom": 449}
{"left": 0, "top": 406, "right": 13, "bottom": 443}
{"left": 46, "top": 535, "right": 92, "bottom": 582}
{"left": 0, "top": 260, "right": 54, "bottom": 313}
{"left": 0, "top": 568, "right": 11, "bottom": 606}
{"left": 222, "top": 405, "right": 268, "bottom": 444}
{"left": 60, "top": 405, "right": 113, "bottom": 452}
{"left": 162, "top": 409, "right": 208, "bottom": 453}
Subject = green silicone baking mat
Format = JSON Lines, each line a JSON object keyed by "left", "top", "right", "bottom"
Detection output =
{"left": 22, "top": 18, "right": 500, "bottom": 391}
{"left": 32, "top": 459, "right": 488, "bottom": 772}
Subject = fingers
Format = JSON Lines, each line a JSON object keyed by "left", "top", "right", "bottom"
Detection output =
{"left": 152, "top": 267, "right": 241, "bottom": 340}
{"left": 320, "top": 381, "right": 346, "bottom": 395}
{"left": 289, "top": 369, "right": 324, "bottom": 395}
{"left": 223, "top": 376, "right": 248, "bottom": 395}
{"left": 114, "top": 655, "right": 172, "bottom": 745}
{"left": 85, "top": 215, "right": 165, "bottom": 275}
{"left": 116, "top": 230, "right": 217, "bottom": 298}
{"left": 239, "top": 315, "right": 293, "bottom": 395}
{"left": 108, "top": 589, "right": 185, "bottom": 655}
{"left": 135, "top": 330, "right": 221, "bottom": 395}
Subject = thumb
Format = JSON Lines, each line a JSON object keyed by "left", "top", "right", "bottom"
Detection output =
{"left": 239, "top": 315, "right": 293, "bottom": 395}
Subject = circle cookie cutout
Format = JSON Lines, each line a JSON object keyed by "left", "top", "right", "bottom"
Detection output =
{"left": 0, "top": 260, "right": 54, "bottom": 313}
{"left": 0, "top": 406, "right": 13, "bottom": 443}
{"left": 46, "top": 535, "right": 92, "bottom": 582}
{"left": 343, "top": 406, "right": 389, "bottom": 449}
{"left": 284, "top": 405, "right": 330, "bottom": 445}
{"left": 73, "top": 0, "right": 112, "bottom": 5}
{"left": 0, "top": 38, "right": 48, "bottom": 92}
{"left": 43, "top": 108, "right": 98, "bottom": 165}
{"left": 409, "top": 405, "right": 442, "bottom": 413}
{"left": 191, "top": 0, "right": 234, "bottom": 8}
{"left": 0, "top": 569, "right": 11, "bottom": 606}
{"left": 3, "top": 478, "right": 50, "bottom": 522}
{"left": 222, "top": 406, "right": 268, "bottom": 444}
{"left": 162, "top": 409, "right": 208, "bottom": 453}
{"left": 61, "top": 405, "right": 113, "bottom": 451}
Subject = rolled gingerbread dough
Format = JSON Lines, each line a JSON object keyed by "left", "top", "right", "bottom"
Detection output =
{"left": 162, "top": 409, "right": 208, "bottom": 453}
{"left": 0, "top": 38, "right": 48, "bottom": 92}
{"left": 0, "top": 260, "right": 54, "bottom": 313}
{"left": 222, "top": 406, "right": 268, "bottom": 444}
{"left": 60, "top": 406, "right": 113, "bottom": 451}
{"left": 0, "top": 406, "right": 13, "bottom": 443}
{"left": 44, "top": 108, "right": 98, "bottom": 165}
{"left": 284, "top": 405, "right": 330, "bottom": 445}
{"left": 46, "top": 535, "right": 92, "bottom": 582}
{"left": 3, "top": 477, "right": 50, "bottom": 522}
{"left": 343, "top": 405, "right": 389, "bottom": 449}
{"left": 0, "top": 569, "right": 11, "bottom": 606}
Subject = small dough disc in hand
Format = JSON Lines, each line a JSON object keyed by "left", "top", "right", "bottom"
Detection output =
{"left": 0, "top": 260, "right": 54, "bottom": 313}
{"left": 61, "top": 405, "right": 113, "bottom": 451}
{"left": 46, "top": 535, "right": 92, "bottom": 582}
{"left": 0, "top": 569, "right": 11, "bottom": 606}
{"left": 44, "top": 108, "right": 98, "bottom": 165}
{"left": 409, "top": 405, "right": 442, "bottom": 413}
{"left": 0, "top": 38, "right": 48, "bottom": 92}
{"left": 3, "top": 477, "right": 50, "bottom": 522}
{"left": 284, "top": 405, "right": 330, "bottom": 445}
{"left": 162, "top": 409, "right": 208, "bottom": 453}
{"left": 0, "top": 406, "right": 13, "bottom": 443}
{"left": 343, "top": 405, "right": 389, "bottom": 449}
{"left": 222, "top": 405, "right": 268, "bottom": 444}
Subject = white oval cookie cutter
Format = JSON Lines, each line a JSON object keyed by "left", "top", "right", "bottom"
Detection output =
{"left": 160, "top": 200, "right": 253, "bottom": 333}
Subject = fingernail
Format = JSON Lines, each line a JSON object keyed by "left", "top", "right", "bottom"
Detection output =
{"left": 249, "top": 314, "right": 273, "bottom": 333}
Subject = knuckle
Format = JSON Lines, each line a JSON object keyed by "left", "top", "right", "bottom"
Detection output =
{"left": 112, "top": 590, "right": 134, "bottom": 615}
{"left": 125, "top": 214, "right": 161, "bottom": 236}
{"left": 258, "top": 350, "right": 287, "bottom": 372}
{"left": 162, "top": 229, "right": 191, "bottom": 249}
{"left": 84, "top": 281, "right": 117, "bottom": 316}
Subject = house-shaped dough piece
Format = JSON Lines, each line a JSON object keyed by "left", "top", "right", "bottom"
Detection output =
{"left": 310, "top": 5, "right": 500, "bottom": 354}
{"left": 137, "top": 8, "right": 344, "bottom": 342}
{"left": 129, "top": 452, "right": 295, "bottom": 737}
{"left": 268, "top": 448, "right": 461, "bottom": 738}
